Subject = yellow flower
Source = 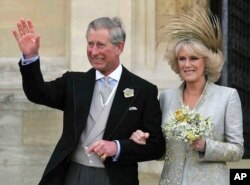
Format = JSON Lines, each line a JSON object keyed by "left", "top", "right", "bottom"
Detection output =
{"left": 175, "top": 109, "right": 186, "bottom": 122}
{"left": 175, "top": 109, "right": 190, "bottom": 123}
{"left": 186, "top": 131, "right": 199, "bottom": 143}
{"left": 163, "top": 104, "right": 212, "bottom": 143}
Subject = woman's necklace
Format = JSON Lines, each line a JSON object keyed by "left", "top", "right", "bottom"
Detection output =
{"left": 184, "top": 90, "right": 200, "bottom": 109}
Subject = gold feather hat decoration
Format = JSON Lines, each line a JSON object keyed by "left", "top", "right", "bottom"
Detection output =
{"left": 158, "top": 9, "right": 222, "bottom": 53}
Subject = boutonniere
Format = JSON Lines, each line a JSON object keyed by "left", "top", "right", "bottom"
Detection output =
{"left": 123, "top": 88, "right": 134, "bottom": 98}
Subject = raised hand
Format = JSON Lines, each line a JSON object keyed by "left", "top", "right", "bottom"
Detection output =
{"left": 12, "top": 19, "right": 40, "bottom": 59}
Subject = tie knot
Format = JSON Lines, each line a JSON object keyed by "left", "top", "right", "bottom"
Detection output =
{"left": 99, "top": 77, "right": 112, "bottom": 104}
{"left": 103, "top": 76, "right": 110, "bottom": 85}
{"left": 99, "top": 76, "right": 116, "bottom": 90}
{"left": 100, "top": 77, "right": 110, "bottom": 87}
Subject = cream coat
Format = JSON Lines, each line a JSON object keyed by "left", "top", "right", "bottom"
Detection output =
{"left": 159, "top": 82, "right": 244, "bottom": 185}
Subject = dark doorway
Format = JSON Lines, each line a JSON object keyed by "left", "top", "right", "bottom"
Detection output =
{"left": 211, "top": 0, "right": 250, "bottom": 158}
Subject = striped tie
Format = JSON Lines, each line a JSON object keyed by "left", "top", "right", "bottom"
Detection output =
{"left": 100, "top": 77, "right": 112, "bottom": 104}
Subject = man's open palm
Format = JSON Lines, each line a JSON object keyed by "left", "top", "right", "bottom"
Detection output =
{"left": 12, "top": 19, "right": 40, "bottom": 58}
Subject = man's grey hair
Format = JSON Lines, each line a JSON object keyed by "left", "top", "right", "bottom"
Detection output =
{"left": 86, "top": 17, "right": 126, "bottom": 45}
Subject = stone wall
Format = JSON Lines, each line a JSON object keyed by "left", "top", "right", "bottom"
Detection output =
{"left": 0, "top": 58, "right": 66, "bottom": 184}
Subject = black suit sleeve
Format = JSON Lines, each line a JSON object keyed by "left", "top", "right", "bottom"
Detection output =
{"left": 19, "top": 59, "right": 67, "bottom": 110}
{"left": 117, "top": 84, "right": 165, "bottom": 163}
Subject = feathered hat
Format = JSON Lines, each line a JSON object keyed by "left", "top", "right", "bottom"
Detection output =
{"left": 158, "top": 9, "right": 222, "bottom": 53}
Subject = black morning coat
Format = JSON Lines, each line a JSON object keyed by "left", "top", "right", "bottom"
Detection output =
{"left": 19, "top": 59, "right": 166, "bottom": 185}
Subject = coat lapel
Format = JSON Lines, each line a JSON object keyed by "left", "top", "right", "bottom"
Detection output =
{"left": 73, "top": 69, "right": 96, "bottom": 140}
{"left": 72, "top": 66, "right": 142, "bottom": 141}
{"left": 103, "top": 66, "right": 141, "bottom": 139}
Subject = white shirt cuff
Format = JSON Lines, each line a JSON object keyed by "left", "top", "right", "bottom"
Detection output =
{"left": 112, "top": 140, "right": 121, "bottom": 161}
{"left": 21, "top": 55, "right": 39, "bottom": 65}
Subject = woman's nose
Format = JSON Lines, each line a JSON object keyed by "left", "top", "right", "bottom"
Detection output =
{"left": 183, "top": 59, "right": 191, "bottom": 66}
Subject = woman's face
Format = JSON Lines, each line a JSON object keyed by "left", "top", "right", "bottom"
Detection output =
{"left": 177, "top": 47, "right": 206, "bottom": 84}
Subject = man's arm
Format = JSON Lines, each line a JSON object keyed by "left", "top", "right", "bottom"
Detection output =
{"left": 117, "top": 85, "right": 166, "bottom": 162}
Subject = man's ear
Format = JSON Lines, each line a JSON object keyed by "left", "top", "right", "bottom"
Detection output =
{"left": 116, "top": 42, "right": 125, "bottom": 55}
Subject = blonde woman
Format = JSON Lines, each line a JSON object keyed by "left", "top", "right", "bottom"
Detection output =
{"left": 130, "top": 9, "right": 244, "bottom": 185}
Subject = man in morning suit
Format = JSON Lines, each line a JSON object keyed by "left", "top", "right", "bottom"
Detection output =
{"left": 12, "top": 17, "right": 165, "bottom": 185}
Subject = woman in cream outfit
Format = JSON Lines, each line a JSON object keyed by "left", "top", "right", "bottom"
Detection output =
{"left": 130, "top": 9, "right": 244, "bottom": 185}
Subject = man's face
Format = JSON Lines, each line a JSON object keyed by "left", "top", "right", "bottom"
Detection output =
{"left": 87, "top": 28, "right": 124, "bottom": 76}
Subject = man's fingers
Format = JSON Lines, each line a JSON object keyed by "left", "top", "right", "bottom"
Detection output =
{"left": 17, "top": 21, "right": 24, "bottom": 37}
{"left": 100, "top": 154, "right": 107, "bottom": 161}
{"left": 35, "top": 35, "right": 40, "bottom": 45}
{"left": 16, "top": 19, "right": 34, "bottom": 38}
{"left": 87, "top": 141, "right": 108, "bottom": 161}
{"left": 87, "top": 141, "right": 100, "bottom": 153}
{"left": 21, "top": 19, "right": 29, "bottom": 34}
{"left": 27, "top": 19, "right": 35, "bottom": 33}
{"left": 12, "top": 30, "right": 20, "bottom": 42}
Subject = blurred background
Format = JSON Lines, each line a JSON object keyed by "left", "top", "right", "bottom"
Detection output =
{"left": 0, "top": 0, "right": 249, "bottom": 184}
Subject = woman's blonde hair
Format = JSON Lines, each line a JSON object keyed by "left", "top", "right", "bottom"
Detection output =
{"left": 158, "top": 9, "right": 224, "bottom": 82}
{"left": 165, "top": 39, "right": 224, "bottom": 82}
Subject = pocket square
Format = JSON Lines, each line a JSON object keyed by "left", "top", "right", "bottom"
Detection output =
{"left": 129, "top": 106, "right": 138, "bottom": 111}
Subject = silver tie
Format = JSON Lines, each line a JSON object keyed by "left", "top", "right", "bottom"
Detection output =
{"left": 100, "top": 77, "right": 112, "bottom": 104}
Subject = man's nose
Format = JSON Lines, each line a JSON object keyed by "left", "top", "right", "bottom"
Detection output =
{"left": 90, "top": 45, "right": 99, "bottom": 55}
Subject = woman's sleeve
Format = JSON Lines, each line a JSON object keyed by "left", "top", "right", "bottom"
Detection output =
{"left": 199, "top": 89, "right": 244, "bottom": 162}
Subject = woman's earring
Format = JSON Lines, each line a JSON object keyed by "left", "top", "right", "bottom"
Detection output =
{"left": 205, "top": 68, "right": 208, "bottom": 75}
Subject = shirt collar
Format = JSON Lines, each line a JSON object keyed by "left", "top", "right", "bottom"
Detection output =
{"left": 95, "top": 64, "right": 122, "bottom": 82}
